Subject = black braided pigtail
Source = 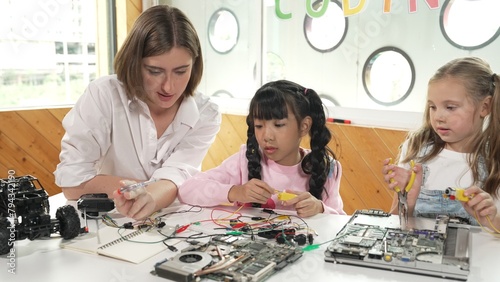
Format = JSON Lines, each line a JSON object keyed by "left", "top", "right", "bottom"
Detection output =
{"left": 301, "top": 88, "right": 336, "bottom": 200}
{"left": 245, "top": 80, "right": 337, "bottom": 202}
{"left": 246, "top": 114, "right": 262, "bottom": 180}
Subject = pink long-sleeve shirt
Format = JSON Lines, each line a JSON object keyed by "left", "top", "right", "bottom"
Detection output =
{"left": 179, "top": 145, "right": 345, "bottom": 215}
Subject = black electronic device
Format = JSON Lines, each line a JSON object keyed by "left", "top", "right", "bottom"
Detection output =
{"left": 153, "top": 235, "right": 303, "bottom": 282}
{"left": 77, "top": 193, "right": 115, "bottom": 216}
{"left": 0, "top": 173, "right": 81, "bottom": 255}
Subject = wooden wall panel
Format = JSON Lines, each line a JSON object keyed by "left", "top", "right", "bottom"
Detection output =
{"left": 0, "top": 109, "right": 407, "bottom": 215}
{"left": 202, "top": 115, "right": 247, "bottom": 169}
{"left": 322, "top": 127, "right": 367, "bottom": 214}
{"left": 116, "top": 0, "right": 142, "bottom": 49}
{"left": 333, "top": 125, "right": 394, "bottom": 212}
{"left": 48, "top": 108, "right": 71, "bottom": 122}
{"left": 0, "top": 109, "right": 70, "bottom": 196}
{"left": 202, "top": 116, "right": 408, "bottom": 214}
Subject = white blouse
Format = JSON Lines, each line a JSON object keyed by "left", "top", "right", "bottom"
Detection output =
{"left": 54, "top": 75, "right": 221, "bottom": 188}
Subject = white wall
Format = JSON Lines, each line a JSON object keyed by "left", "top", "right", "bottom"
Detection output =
{"left": 156, "top": 0, "right": 500, "bottom": 130}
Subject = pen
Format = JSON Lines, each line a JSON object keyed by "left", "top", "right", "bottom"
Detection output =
{"left": 327, "top": 118, "right": 351, "bottom": 124}
{"left": 118, "top": 178, "right": 158, "bottom": 194}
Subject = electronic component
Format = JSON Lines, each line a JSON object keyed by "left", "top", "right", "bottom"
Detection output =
{"left": 443, "top": 187, "right": 472, "bottom": 202}
{"left": 257, "top": 228, "right": 295, "bottom": 239}
{"left": 324, "top": 209, "right": 471, "bottom": 281}
{"left": 154, "top": 251, "right": 212, "bottom": 282}
{"left": 294, "top": 234, "right": 307, "bottom": 246}
{"left": 153, "top": 235, "right": 303, "bottom": 281}
{"left": 77, "top": 193, "right": 115, "bottom": 216}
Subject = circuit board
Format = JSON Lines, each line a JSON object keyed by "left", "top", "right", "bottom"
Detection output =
{"left": 324, "top": 210, "right": 470, "bottom": 281}
{"left": 154, "top": 234, "right": 303, "bottom": 282}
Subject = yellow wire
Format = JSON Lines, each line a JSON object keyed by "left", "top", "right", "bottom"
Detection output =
{"left": 212, "top": 204, "right": 245, "bottom": 226}
{"left": 223, "top": 204, "right": 244, "bottom": 219}
{"left": 486, "top": 215, "right": 500, "bottom": 233}
{"left": 474, "top": 210, "right": 500, "bottom": 237}
{"left": 440, "top": 187, "right": 500, "bottom": 237}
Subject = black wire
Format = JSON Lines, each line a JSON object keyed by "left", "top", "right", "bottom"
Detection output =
{"left": 154, "top": 205, "right": 203, "bottom": 219}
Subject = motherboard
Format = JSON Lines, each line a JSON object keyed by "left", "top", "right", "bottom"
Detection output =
{"left": 324, "top": 210, "right": 470, "bottom": 281}
{"left": 154, "top": 234, "right": 303, "bottom": 282}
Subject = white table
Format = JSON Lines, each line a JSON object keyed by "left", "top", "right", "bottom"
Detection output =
{"left": 1, "top": 193, "right": 497, "bottom": 282}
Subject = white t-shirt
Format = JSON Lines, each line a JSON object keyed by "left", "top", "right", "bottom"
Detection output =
{"left": 399, "top": 141, "right": 500, "bottom": 209}
{"left": 422, "top": 149, "right": 473, "bottom": 191}
{"left": 398, "top": 141, "right": 472, "bottom": 191}
{"left": 54, "top": 75, "right": 221, "bottom": 188}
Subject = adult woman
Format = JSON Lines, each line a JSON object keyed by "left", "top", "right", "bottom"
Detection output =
{"left": 54, "top": 5, "right": 221, "bottom": 219}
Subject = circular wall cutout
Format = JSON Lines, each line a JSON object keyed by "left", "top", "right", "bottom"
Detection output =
{"left": 363, "top": 47, "right": 415, "bottom": 106}
{"left": 208, "top": 9, "right": 239, "bottom": 54}
{"left": 440, "top": 0, "right": 500, "bottom": 50}
{"left": 303, "top": 0, "right": 347, "bottom": 53}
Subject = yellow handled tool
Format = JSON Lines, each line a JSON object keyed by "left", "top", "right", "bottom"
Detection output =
{"left": 388, "top": 158, "right": 416, "bottom": 193}
{"left": 275, "top": 190, "right": 297, "bottom": 201}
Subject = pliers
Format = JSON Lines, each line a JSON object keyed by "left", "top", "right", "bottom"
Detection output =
{"left": 389, "top": 159, "right": 416, "bottom": 226}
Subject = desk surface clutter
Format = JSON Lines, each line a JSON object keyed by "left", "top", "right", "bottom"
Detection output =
{"left": 1, "top": 193, "right": 498, "bottom": 282}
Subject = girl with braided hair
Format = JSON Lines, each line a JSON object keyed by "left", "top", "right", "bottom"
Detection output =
{"left": 179, "top": 80, "right": 345, "bottom": 217}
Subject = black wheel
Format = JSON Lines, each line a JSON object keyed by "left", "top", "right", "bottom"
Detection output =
{"left": 56, "top": 205, "right": 80, "bottom": 240}
{"left": 0, "top": 217, "right": 11, "bottom": 255}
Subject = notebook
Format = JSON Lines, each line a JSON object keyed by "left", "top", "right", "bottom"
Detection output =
{"left": 62, "top": 225, "right": 178, "bottom": 264}
{"left": 324, "top": 209, "right": 471, "bottom": 281}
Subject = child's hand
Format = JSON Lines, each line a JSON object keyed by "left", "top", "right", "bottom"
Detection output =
{"left": 463, "top": 186, "right": 498, "bottom": 228}
{"left": 382, "top": 158, "right": 421, "bottom": 191}
{"left": 281, "top": 190, "right": 323, "bottom": 218}
{"left": 382, "top": 158, "right": 423, "bottom": 208}
{"left": 112, "top": 180, "right": 156, "bottom": 220}
{"left": 228, "top": 179, "right": 274, "bottom": 204}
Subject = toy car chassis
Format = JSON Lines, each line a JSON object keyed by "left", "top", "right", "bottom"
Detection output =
{"left": 0, "top": 174, "right": 80, "bottom": 255}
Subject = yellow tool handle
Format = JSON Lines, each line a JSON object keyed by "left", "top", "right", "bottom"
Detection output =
{"left": 405, "top": 160, "right": 416, "bottom": 192}
{"left": 388, "top": 158, "right": 415, "bottom": 193}
{"left": 275, "top": 190, "right": 297, "bottom": 201}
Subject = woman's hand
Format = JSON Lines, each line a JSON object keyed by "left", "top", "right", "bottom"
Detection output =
{"left": 228, "top": 179, "right": 274, "bottom": 204}
{"left": 112, "top": 180, "right": 157, "bottom": 220}
{"left": 281, "top": 190, "right": 324, "bottom": 218}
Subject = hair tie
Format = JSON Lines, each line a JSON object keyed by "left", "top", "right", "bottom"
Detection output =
{"left": 492, "top": 73, "right": 497, "bottom": 82}
{"left": 304, "top": 88, "right": 308, "bottom": 95}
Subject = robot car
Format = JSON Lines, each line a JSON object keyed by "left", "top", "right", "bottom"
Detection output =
{"left": 0, "top": 174, "right": 80, "bottom": 255}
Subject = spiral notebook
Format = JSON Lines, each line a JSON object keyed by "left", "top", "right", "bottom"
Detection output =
{"left": 62, "top": 225, "right": 178, "bottom": 264}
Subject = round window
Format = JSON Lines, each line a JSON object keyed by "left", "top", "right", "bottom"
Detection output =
{"left": 211, "top": 90, "right": 233, "bottom": 98}
{"left": 440, "top": 0, "right": 500, "bottom": 50}
{"left": 363, "top": 47, "right": 415, "bottom": 106}
{"left": 208, "top": 9, "right": 239, "bottom": 54}
{"left": 319, "top": 94, "right": 339, "bottom": 107}
{"left": 303, "top": 0, "right": 347, "bottom": 53}
{"left": 265, "top": 52, "right": 285, "bottom": 83}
